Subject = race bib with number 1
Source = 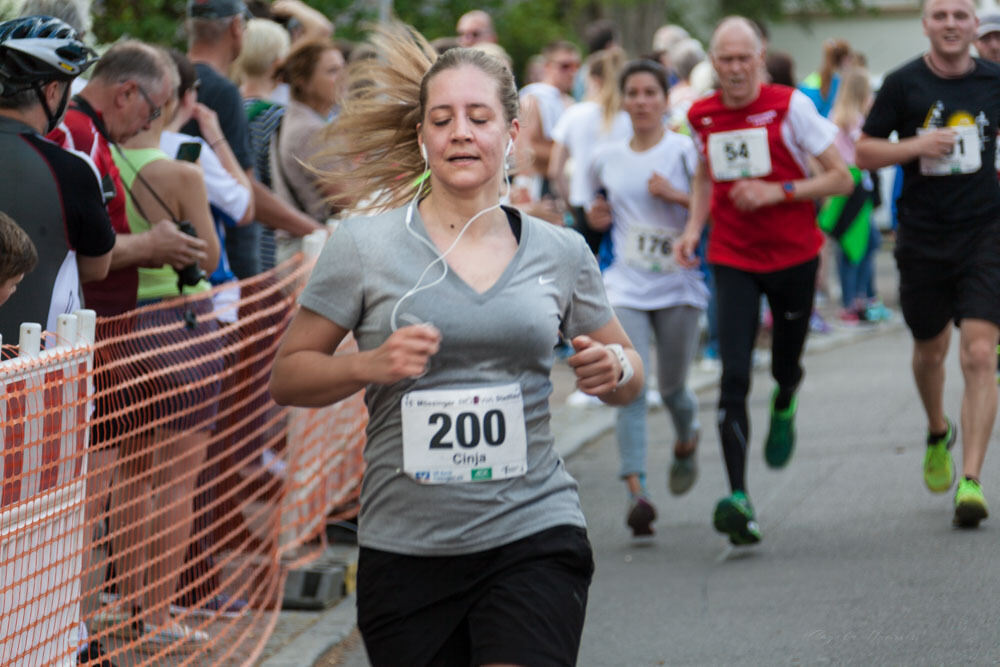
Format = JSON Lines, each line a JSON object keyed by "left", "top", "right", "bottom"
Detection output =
{"left": 919, "top": 125, "right": 981, "bottom": 176}
{"left": 401, "top": 383, "right": 528, "bottom": 484}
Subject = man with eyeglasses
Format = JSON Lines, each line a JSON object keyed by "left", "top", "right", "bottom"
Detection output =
{"left": 515, "top": 41, "right": 580, "bottom": 226}
{"left": 519, "top": 41, "right": 581, "bottom": 177}
{"left": 456, "top": 9, "right": 497, "bottom": 47}
{"left": 51, "top": 40, "right": 208, "bottom": 319}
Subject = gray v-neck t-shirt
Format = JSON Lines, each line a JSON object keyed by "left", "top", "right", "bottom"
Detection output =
{"left": 299, "top": 205, "right": 613, "bottom": 556}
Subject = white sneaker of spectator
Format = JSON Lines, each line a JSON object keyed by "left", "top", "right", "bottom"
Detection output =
{"left": 141, "top": 621, "right": 209, "bottom": 651}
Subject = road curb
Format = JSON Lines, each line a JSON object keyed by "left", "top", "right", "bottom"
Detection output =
{"left": 261, "top": 591, "right": 358, "bottom": 667}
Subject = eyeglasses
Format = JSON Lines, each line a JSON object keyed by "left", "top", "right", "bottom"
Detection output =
{"left": 554, "top": 60, "right": 580, "bottom": 72}
{"left": 134, "top": 83, "right": 162, "bottom": 124}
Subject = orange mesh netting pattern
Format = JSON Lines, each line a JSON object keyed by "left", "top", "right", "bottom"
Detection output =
{"left": 0, "top": 244, "right": 366, "bottom": 666}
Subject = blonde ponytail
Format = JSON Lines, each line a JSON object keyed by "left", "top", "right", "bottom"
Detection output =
{"left": 317, "top": 22, "right": 518, "bottom": 213}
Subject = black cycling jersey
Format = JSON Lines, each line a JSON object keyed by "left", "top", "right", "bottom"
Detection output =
{"left": 0, "top": 115, "right": 115, "bottom": 343}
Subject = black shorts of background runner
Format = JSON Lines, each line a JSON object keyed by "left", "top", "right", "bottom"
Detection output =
{"left": 895, "top": 220, "right": 1000, "bottom": 341}
{"left": 357, "top": 525, "right": 594, "bottom": 667}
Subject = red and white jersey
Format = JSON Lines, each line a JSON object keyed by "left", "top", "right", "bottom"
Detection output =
{"left": 49, "top": 101, "right": 137, "bottom": 316}
{"left": 688, "top": 84, "right": 837, "bottom": 272}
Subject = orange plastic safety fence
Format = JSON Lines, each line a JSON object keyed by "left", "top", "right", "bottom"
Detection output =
{"left": 0, "top": 250, "right": 366, "bottom": 666}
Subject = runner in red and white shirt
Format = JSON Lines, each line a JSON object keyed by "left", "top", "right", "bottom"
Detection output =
{"left": 674, "top": 16, "right": 852, "bottom": 546}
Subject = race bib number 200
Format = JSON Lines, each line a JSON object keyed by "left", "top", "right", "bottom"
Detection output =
{"left": 401, "top": 383, "right": 528, "bottom": 484}
{"left": 708, "top": 128, "right": 772, "bottom": 181}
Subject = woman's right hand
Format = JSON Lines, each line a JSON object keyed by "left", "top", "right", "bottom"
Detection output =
{"left": 672, "top": 228, "right": 701, "bottom": 269}
{"left": 364, "top": 324, "right": 442, "bottom": 384}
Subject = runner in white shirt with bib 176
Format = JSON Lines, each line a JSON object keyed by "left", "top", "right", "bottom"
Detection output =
{"left": 586, "top": 59, "right": 709, "bottom": 538}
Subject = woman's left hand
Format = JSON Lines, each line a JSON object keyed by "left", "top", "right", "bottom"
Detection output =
{"left": 567, "top": 335, "right": 620, "bottom": 396}
{"left": 648, "top": 172, "right": 685, "bottom": 205}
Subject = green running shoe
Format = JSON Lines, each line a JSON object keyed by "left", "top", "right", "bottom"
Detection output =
{"left": 923, "top": 418, "right": 955, "bottom": 493}
{"left": 713, "top": 491, "right": 762, "bottom": 546}
{"left": 954, "top": 478, "right": 989, "bottom": 528}
{"left": 764, "top": 389, "right": 797, "bottom": 469}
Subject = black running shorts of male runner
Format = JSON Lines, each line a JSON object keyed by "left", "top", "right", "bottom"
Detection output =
{"left": 356, "top": 524, "right": 594, "bottom": 667}
{"left": 895, "top": 220, "right": 1000, "bottom": 341}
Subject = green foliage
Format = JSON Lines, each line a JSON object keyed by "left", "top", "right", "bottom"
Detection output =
{"left": 85, "top": 0, "right": 872, "bottom": 74}
{"left": 93, "top": 0, "right": 188, "bottom": 47}
{"left": 0, "top": 0, "right": 23, "bottom": 21}
{"left": 719, "top": 0, "right": 871, "bottom": 24}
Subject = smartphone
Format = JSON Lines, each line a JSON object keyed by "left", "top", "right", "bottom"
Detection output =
{"left": 175, "top": 141, "right": 202, "bottom": 163}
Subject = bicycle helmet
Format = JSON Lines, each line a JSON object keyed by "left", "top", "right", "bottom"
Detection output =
{"left": 0, "top": 15, "right": 97, "bottom": 95}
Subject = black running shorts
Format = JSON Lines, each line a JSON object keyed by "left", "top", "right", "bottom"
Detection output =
{"left": 356, "top": 524, "right": 594, "bottom": 667}
{"left": 895, "top": 220, "right": 1000, "bottom": 341}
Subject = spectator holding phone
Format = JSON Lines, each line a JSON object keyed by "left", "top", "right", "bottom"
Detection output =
{"left": 111, "top": 54, "right": 223, "bottom": 649}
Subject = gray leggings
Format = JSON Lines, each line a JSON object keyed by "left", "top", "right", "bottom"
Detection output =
{"left": 614, "top": 304, "right": 702, "bottom": 480}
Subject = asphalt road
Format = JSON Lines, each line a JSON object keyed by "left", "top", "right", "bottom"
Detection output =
{"left": 573, "top": 325, "right": 1000, "bottom": 666}
{"left": 333, "top": 324, "right": 1000, "bottom": 666}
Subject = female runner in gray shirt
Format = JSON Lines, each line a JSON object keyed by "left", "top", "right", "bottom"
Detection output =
{"left": 269, "top": 24, "right": 644, "bottom": 667}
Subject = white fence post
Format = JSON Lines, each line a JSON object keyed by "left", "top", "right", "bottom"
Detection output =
{"left": 18, "top": 322, "right": 41, "bottom": 358}
{"left": 55, "top": 314, "right": 77, "bottom": 349}
{"left": 75, "top": 309, "right": 96, "bottom": 346}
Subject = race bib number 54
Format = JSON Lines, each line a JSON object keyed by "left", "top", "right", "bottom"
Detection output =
{"left": 401, "top": 383, "right": 528, "bottom": 484}
{"left": 708, "top": 128, "right": 772, "bottom": 181}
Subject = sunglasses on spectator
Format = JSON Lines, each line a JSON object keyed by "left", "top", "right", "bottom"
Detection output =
{"left": 134, "top": 82, "right": 162, "bottom": 124}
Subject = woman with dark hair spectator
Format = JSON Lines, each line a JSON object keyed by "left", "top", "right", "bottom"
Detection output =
{"left": 272, "top": 39, "right": 344, "bottom": 261}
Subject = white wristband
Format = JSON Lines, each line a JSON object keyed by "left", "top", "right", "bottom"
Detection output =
{"left": 606, "top": 343, "right": 634, "bottom": 388}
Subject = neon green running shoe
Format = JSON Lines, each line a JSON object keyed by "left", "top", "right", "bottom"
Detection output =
{"left": 713, "top": 491, "right": 762, "bottom": 546}
{"left": 764, "top": 389, "right": 796, "bottom": 469}
{"left": 923, "top": 418, "right": 955, "bottom": 493}
{"left": 954, "top": 478, "right": 989, "bottom": 528}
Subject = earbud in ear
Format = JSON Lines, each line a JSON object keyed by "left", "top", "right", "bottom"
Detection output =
{"left": 505, "top": 138, "right": 513, "bottom": 158}
{"left": 421, "top": 143, "right": 428, "bottom": 162}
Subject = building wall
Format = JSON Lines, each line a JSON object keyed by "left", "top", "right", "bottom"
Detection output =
{"left": 769, "top": 11, "right": 926, "bottom": 80}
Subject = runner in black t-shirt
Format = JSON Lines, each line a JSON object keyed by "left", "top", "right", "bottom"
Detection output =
{"left": 857, "top": 0, "right": 999, "bottom": 528}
